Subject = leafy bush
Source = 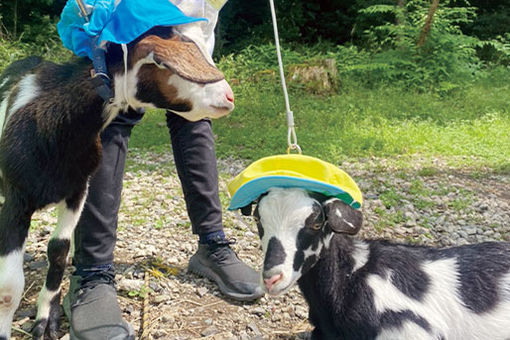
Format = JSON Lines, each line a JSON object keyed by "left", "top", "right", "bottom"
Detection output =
{"left": 0, "top": 37, "right": 72, "bottom": 73}
{"left": 349, "top": 0, "right": 481, "bottom": 90}
{"left": 475, "top": 34, "right": 510, "bottom": 66}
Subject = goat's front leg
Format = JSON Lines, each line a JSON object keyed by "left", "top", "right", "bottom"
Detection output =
{"left": 0, "top": 194, "right": 32, "bottom": 340}
{"left": 32, "top": 189, "right": 87, "bottom": 340}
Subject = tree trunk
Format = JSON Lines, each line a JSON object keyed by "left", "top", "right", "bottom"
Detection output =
{"left": 13, "top": 0, "right": 18, "bottom": 38}
{"left": 396, "top": 0, "right": 405, "bottom": 23}
{"left": 417, "top": 0, "right": 440, "bottom": 47}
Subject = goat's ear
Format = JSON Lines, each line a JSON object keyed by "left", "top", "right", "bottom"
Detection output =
{"left": 323, "top": 198, "right": 363, "bottom": 235}
{"left": 240, "top": 204, "right": 253, "bottom": 216}
{"left": 134, "top": 35, "right": 225, "bottom": 84}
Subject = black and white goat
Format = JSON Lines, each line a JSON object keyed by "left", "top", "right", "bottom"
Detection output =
{"left": 249, "top": 187, "right": 510, "bottom": 340}
{"left": 0, "top": 27, "right": 234, "bottom": 340}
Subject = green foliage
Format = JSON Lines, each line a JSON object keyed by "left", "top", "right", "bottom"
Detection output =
{"left": 2, "top": 0, "right": 508, "bottom": 173}
{"left": 130, "top": 57, "right": 510, "bottom": 170}
{"left": 0, "top": 37, "right": 72, "bottom": 72}
{"left": 217, "top": 0, "right": 358, "bottom": 53}
{"left": 475, "top": 34, "right": 510, "bottom": 66}
{"left": 350, "top": 0, "right": 481, "bottom": 90}
{"left": 0, "top": 0, "right": 65, "bottom": 41}
{"left": 463, "top": 3, "right": 510, "bottom": 40}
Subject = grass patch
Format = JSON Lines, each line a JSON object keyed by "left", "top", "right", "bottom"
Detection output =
{"left": 373, "top": 209, "right": 405, "bottom": 231}
{"left": 379, "top": 188, "right": 405, "bottom": 209}
{"left": 130, "top": 69, "right": 510, "bottom": 170}
{"left": 417, "top": 167, "right": 440, "bottom": 177}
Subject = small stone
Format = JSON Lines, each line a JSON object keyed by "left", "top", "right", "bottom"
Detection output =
{"left": 16, "top": 308, "right": 36, "bottom": 318}
{"left": 250, "top": 307, "right": 265, "bottom": 316}
{"left": 29, "top": 260, "right": 47, "bottom": 270}
{"left": 21, "top": 320, "right": 33, "bottom": 332}
{"left": 412, "top": 227, "right": 427, "bottom": 235}
{"left": 458, "top": 230, "right": 468, "bottom": 239}
{"left": 161, "top": 315, "right": 175, "bottom": 323}
{"left": 464, "top": 225, "right": 478, "bottom": 235}
{"left": 204, "top": 319, "right": 213, "bottom": 326}
{"left": 153, "top": 329, "right": 169, "bottom": 338}
{"left": 145, "top": 245, "right": 157, "bottom": 255}
{"left": 39, "top": 226, "right": 52, "bottom": 236}
{"left": 457, "top": 239, "right": 470, "bottom": 246}
{"left": 117, "top": 278, "right": 144, "bottom": 292}
{"left": 149, "top": 281, "right": 162, "bottom": 292}
{"left": 247, "top": 321, "right": 261, "bottom": 335}
{"left": 239, "top": 332, "right": 250, "bottom": 340}
{"left": 124, "top": 304, "right": 135, "bottom": 314}
{"left": 295, "top": 306, "right": 308, "bottom": 319}
{"left": 153, "top": 294, "right": 169, "bottom": 304}
{"left": 404, "top": 219, "right": 417, "bottom": 228}
{"left": 271, "top": 313, "right": 282, "bottom": 322}
{"left": 201, "top": 326, "right": 218, "bottom": 337}
{"left": 478, "top": 204, "right": 489, "bottom": 212}
{"left": 197, "top": 286, "right": 208, "bottom": 297}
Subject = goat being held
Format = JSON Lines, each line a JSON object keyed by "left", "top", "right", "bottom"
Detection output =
{"left": 0, "top": 27, "right": 234, "bottom": 340}
{"left": 248, "top": 187, "right": 510, "bottom": 340}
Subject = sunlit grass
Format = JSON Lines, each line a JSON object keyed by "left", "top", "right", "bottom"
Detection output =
{"left": 131, "top": 76, "right": 510, "bottom": 171}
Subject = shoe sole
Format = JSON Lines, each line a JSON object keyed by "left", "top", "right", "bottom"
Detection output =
{"left": 188, "top": 255, "right": 264, "bottom": 302}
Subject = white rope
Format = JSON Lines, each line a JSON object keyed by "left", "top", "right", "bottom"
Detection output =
{"left": 121, "top": 43, "right": 130, "bottom": 109}
{"left": 268, "top": 0, "right": 301, "bottom": 154}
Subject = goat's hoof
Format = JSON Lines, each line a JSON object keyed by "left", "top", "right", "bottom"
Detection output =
{"left": 46, "top": 315, "right": 60, "bottom": 340}
{"left": 31, "top": 318, "right": 48, "bottom": 339}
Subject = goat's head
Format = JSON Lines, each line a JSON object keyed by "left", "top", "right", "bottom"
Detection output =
{"left": 109, "top": 28, "right": 234, "bottom": 121}
{"left": 248, "top": 187, "right": 362, "bottom": 295}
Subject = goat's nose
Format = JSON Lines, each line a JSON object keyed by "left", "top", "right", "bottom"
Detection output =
{"left": 225, "top": 89, "right": 235, "bottom": 103}
{"left": 263, "top": 273, "right": 283, "bottom": 291}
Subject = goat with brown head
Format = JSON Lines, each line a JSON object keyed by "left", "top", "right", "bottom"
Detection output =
{"left": 107, "top": 27, "right": 235, "bottom": 123}
{"left": 0, "top": 26, "right": 234, "bottom": 340}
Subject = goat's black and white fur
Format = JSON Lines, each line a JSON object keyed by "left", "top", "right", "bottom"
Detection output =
{"left": 253, "top": 188, "right": 510, "bottom": 340}
{"left": 0, "top": 27, "right": 234, "bottom": 340}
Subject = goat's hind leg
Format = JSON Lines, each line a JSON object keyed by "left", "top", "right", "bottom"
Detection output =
{"left": 0, "top": 193, "right": 32, "bottom": 340}
{"left": 32, "top": 190, "right": 87, "bottom": 340}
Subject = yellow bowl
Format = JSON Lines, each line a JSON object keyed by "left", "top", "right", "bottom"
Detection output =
{"left": 228, "top": 154, "right": 362, "bottom": 210}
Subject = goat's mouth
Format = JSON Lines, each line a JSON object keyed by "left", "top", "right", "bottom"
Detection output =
{"left": 266, "top": 278, "right": 299, "bottom": 296}
{"left": 211, "top": 102, "right": 235, "bottom": 113}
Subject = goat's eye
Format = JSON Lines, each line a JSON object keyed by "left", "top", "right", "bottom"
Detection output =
{"left": 311, "top": 222, "right": 322, "bottom": 230}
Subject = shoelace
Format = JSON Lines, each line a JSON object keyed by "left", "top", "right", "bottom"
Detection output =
{"left": 78, "top": 267, "right": 116, "bottom": 292}
{"left": 208, "top": 238, "right": 238, "bottom": 264}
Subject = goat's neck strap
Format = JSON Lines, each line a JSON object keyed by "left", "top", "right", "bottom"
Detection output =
{"left": 90, "top": 69, "right": 113, "bottom": 103}
{"left": 89, "top": 36, "right": 114, "bottom": 103}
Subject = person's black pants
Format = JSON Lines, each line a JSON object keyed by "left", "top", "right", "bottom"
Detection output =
{"left": 73, "top": 110, "right": 223, "bottom": 267}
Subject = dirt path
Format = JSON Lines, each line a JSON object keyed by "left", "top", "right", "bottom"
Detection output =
{"left": 12, "top": 153, "right": 510, "bottom": 339}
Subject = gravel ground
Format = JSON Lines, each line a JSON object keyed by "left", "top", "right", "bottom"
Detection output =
{"left": 11, "top": 151, "right": 510, "bottom": 340}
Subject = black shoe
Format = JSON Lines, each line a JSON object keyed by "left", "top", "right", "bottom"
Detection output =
{"left": 188, "top": 238, "right": 264, "bottom": 301}
{"left": 63, "top": 266, "right": 135, "bottom": 340}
